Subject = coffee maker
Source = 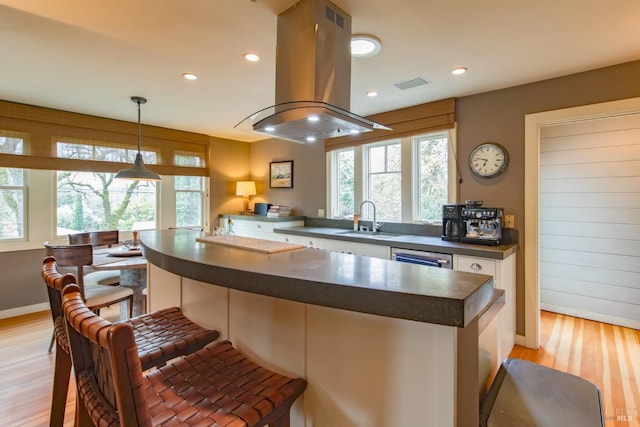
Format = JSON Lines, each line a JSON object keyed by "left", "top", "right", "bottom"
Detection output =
{"left": 441, "top": 204, "right": 463, "bottom": 241}
{"left": 460, "top": 203, "right": 504, "bottom": 246}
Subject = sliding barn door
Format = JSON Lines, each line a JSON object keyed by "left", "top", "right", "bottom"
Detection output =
{"left": 539, "top": 113, "right": 640, "bottom": 329}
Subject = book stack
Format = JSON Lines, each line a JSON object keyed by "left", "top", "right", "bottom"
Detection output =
{"left": 267, "top": 205, "right": 292, "bottom": 217}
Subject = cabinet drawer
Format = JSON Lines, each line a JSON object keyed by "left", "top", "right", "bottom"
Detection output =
{"left": 233, "top": 220, "right": 275, "bottom": 233}
{"left": 455, "top": 255, "right": 496, "bottom": 276}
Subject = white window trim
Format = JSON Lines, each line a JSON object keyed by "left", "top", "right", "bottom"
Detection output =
{"left": 0, "top": 170, "right": 210, "bottom": 252}
{"left": 326, "top": 127, "right": 458, "bottom": 223}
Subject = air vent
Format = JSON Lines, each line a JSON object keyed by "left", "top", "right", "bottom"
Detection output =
{"left": 394, "top": 77, "right": 430, "bottom": 90}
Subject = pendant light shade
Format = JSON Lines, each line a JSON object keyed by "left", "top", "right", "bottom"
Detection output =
{"left": 115, "top": 96, "right": 161, "bottom": 181}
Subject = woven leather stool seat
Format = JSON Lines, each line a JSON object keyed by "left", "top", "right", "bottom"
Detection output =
{"left": 127, "top": 306, "right": 220, "bottom": 371}
{"left": 62, "top": 284, "right": 307, "bottom": 427}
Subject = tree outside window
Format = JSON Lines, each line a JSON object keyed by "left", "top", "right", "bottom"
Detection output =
{"left": 56, "top": 141, "right": 156, "bottom": 233}
{"left": 174, "top": 154, "right": 204, "bottom": 228}
{"left": 0, "top": 136, "right": 25, "bottom": 240}
{"left": 367, "top": 142, "right": 401, "bottom": 221}
{"left": 416, "top": 134, "right": 448, "bottom": 222}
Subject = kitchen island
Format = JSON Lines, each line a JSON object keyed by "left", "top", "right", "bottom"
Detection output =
{"left": 141, "top": 229, "right": 501, "bottom": 427}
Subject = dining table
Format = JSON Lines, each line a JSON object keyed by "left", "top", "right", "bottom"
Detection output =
{"left": 91, "top": 245, "right": 148, "bottom": 317}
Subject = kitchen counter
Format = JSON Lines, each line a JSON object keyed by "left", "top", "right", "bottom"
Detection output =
{"left": 140, "top": 228, "right": 496, "bottom": 328}
{"left": 141, "top": 228, "right": 502, "bottom": 426}
{"left": 274, "top": 226, "right": 518, "bottom": 259}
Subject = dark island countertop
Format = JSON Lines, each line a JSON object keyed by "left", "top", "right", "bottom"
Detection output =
{"left": 141, "top": 229, "right": 498, "bottom": 328}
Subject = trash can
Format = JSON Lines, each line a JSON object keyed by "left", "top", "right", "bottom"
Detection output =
{"left": 480, "top": 358, "right": 603, "bottom": 427}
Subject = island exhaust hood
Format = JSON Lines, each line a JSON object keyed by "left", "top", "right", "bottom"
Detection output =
{"left": 235, "top": 0, "right": 391, "bottom": 144}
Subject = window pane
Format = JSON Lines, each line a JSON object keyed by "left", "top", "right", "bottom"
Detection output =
{"left": 176, "top": 192, "right": 202, "bottom": 227}
{"left": 336, "top": 149, "right": 354, "bottom": 217}
{"left": 57, "top": 141, "right": 157, "bottom": 164}
{"left": 387, "top": 143, "right": 401, "bottom": 171}
{"left": 175, "top": 175, "right": 202, "bottom": 190}
{"left": 0, "top": 188, "right": 24, "bottom": 239}
{"left": 417, "top": 135, "right": 448, "bottom": 222}
{"left": 369, "top": 173, "right": 401, "bottom": 220}
{"left": 1, "top": 136, "right": 26, "bottom": 240}
{"left": 367, "top": 142, "right": 402, "bottom": 221}
{"left": 369, "top": 145, "right": 386, "bottom": 173}
{"left": 57, "top": 171, "right": 156, "bottom": 233}
{"left": 0, "top": 136, "right": 24, "bottom": 154}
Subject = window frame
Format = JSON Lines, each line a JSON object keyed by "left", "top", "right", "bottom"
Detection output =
{"left": 327, "top": 128, "right": 457, "bottom": 224}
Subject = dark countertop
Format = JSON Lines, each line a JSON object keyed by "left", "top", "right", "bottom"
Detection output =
{"left": 140, "top": 229, "right": 498, "bottom": 328}
{"left": 273, "top": 226, "right": 518, "bottom": 260}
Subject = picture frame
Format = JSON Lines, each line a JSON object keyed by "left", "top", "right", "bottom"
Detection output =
{"left": 270, "top": 160, "right": 294, "bottom": 188}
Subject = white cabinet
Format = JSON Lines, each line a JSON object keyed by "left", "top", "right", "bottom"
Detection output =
{"left": 454, "top": 253, "right": 516, "bottom": 395}
{"left": 352, "top": 242, "right": 390, "bottom": 259}
{"left": 229, "top": 218, "right": 304, "bottom": 240}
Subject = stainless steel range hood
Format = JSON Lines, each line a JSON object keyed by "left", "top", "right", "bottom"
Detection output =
{"left": 235, "top": 0, "right": 391, "bottom": 144}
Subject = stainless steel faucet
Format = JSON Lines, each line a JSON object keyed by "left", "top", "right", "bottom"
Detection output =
{"left": 359, "top": 200, "right": 379, "bottom": 233}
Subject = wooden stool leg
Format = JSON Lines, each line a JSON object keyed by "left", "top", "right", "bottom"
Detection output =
{"left": 47, "top": 332, "right": 55, "bottom": 353}
{"left": 50, "top": 342, "right": 72, "bottom": 427}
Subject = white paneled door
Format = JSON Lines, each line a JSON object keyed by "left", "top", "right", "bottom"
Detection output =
{"left": 539, "top": 113, "right": 640, "bottom": 329}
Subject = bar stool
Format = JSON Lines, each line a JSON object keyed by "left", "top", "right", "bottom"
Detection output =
{"left": 42, "top": 257, "right": 220, "bottom": 427}
{"left": 61, "top": 283, "right": 307, "bottom": 427}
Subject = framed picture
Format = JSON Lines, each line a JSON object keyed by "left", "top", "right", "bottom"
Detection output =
{"left": 270, "top": 160, "right": 293, "bottom": 188}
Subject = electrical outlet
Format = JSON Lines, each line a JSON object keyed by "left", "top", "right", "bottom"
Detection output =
{"left": 504, "top": 214, "right": 515, "bottom": 228}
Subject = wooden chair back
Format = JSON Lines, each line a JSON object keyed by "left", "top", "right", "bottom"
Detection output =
{"left": 41, "top": 256, "right": 77, "bottom": 332}
{"left": 43, "top": 243, "right": 93, "bottom": 296}
{"left": 61, "top": 284, "right": 149, "bottom": 426}
{"left": 68, "top": 230, "right": 119, "bottom": 247}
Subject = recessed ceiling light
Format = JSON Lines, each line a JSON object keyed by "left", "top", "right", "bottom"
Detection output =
{"left": 264, "top": 126, "right": 275, "bottom": 132}
{"left": 306, "top": 136, "right": 316, "bottom": 142}
{"left": 243, "top": 52, "right": 260, "bottom": 62}
{"left": 351, "top": 35, "right": 381, "bottom": 58}
{"left": 451, "top": 67, "right": 467, "bottom": 75}
{"left": 366, "top": 90, "right": 378, "bottom": 97}
{"left": 182, "top": 73, "right": 198, "bottom": 80}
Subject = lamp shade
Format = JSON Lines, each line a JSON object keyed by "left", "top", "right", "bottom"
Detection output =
{"left": 236, "top": 181, "right": 256, "bottom": 196}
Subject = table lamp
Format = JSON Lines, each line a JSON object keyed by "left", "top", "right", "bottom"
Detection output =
{"left": 236, "top": 181, "right": 256, "bottom": 214}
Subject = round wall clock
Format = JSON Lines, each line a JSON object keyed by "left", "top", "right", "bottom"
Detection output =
{"left": 468, "top": 142, "right": 509, "bottom": 178}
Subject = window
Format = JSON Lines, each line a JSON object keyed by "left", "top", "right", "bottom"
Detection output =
{"left": 57, "top": 171, "right": 157, "bottom": 233}
{"left": 0, "top": 135, "right": 26, "bottom": 240}
{"left": 174, "top": 153, "right": 205, "bottom": 228}
{"left": 332, "top": 148, "right": 355, "bottom": 218}
{"left": 415, "top": 133, "right": 449, "bottom": 222}
{"left": 57, "top": 139, "right": 157, "bottom": 164}
{"left": 327, "top": 130, "right": 455, "bottom": 223}
{"left": 366, "top": 141, "right": 402, "bottom": 221}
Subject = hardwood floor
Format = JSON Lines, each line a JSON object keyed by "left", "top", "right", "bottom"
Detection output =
{"left": 509, "top": 310, "right": 640, "bottom": 427}
{"left": 1, "top": 309, "right": 638, "bottom": 426}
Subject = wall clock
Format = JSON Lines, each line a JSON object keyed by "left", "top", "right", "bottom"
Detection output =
{"left": 469, "top": 142, "right": 509, "bottom": 178}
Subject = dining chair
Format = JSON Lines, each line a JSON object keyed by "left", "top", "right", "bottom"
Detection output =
{"left": 42, "top": 257, "right": 220, "bottom": 427}
{"left": 61, "top": 282, "right": 307, "bottom": 427}
{"left": 68, "top": 230, "right": 121, "bottom": 286}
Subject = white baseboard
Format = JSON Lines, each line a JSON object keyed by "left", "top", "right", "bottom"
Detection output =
{"left": 0, "top": 302, "right": 49, "bottom": 320}
{"left": 541, "top": 303, "right": 640, "bottom": 330}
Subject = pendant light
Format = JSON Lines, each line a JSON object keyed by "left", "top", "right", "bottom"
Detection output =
{"left": 114, "top": 96, "right": 161, "bottom": 181}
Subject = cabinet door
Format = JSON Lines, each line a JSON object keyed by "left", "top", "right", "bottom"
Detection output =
{"left": 353, "top": 242, "right": 390, "bottom": 259}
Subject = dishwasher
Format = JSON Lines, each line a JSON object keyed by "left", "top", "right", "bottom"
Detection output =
{"left": 391, "top": 248, "right": 453, "bottom": 269}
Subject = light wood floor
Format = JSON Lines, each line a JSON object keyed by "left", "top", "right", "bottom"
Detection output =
{"left": 510, "top": 310, "right": 640, "bottom": 427}
{"left": 1, "top": 309, "right": 638, "bottom": 427}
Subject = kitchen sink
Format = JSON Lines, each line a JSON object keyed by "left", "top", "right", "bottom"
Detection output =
{"left": 336, "top": 230, "right": 400, "bottom": 240}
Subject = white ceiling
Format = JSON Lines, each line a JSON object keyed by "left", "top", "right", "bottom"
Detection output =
{"left": 1, "top": 0, "right": 639, "bottom": 142}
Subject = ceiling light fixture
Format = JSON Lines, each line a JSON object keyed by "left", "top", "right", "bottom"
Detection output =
{"left": 114, "top": 96, "right": 161, "bottom": 181}
{"left": 351, "top": 35, "right": 381, "bottom": 58}
{"left": 451, "top": 67, "right": 467, "bottom": 75}
{"left": 366, "top": 90, "right": 378, "bottom": 97}
{"left": 243, "top": 52, "right": 260, "bottom": 62}
{"left": 182, "top": 72, "right": 198, "bottom": 80}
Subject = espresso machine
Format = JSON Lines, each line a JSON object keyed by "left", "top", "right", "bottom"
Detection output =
{"left": 460, "top": 204, "right": 504, "bottom": 246}
{"left": 441, "top": 204, "right": 463, "bottom": 241}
